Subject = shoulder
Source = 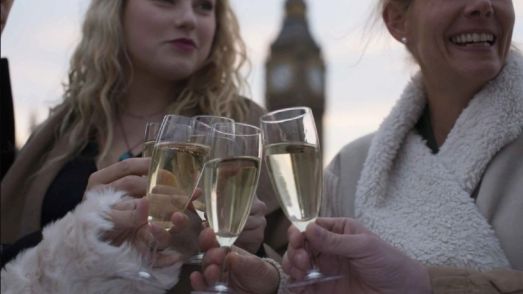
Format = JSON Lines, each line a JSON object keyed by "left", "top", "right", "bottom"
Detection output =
{"left": 322, "top": 134, "right": 374, "bottom": 217}
{"left": 25, "top": 107, "right": 68, "bottom": 142}
{"left": 340, "top": 133, "right": 374, "bottom": 154}
{"left": 240, "top": 96, "right": 266, "bottom": 114}
{"left": 483, "top": 133, "right": 523, "bottom": 186}
{"left": 235, "top": 96, "right": 267, "bottom": 125}
{"left": 328, "top": 133, "right": 374, "bottom": 169}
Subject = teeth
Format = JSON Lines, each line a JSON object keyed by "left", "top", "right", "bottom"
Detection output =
{"left": 450, "top": 33, "right": 494, "bottom": 45}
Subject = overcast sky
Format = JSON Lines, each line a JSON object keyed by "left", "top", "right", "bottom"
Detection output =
{"left": 2, "top": 0, "right": 522, "bottom": 164}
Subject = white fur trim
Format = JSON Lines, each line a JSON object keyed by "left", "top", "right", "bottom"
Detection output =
{"left": 355, "top": 51, "right": 523, "bottom": 271}
{"left": 1, "top": 188, "right": 182, "bottom": 293}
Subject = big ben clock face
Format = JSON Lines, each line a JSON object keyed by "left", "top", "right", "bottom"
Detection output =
{"left": 270, "top": 64, "right": 292, "bottom": 92}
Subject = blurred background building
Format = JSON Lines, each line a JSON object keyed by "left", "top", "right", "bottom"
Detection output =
{"left": 265, "top": 0, "right": 326, "bottom": 148}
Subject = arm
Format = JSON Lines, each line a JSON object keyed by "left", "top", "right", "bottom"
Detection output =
{"left": 429, "top": 267, "right": 523, "bottom": 294}
{"left": 1, "top": 188, "right": 182, "bottom": 294}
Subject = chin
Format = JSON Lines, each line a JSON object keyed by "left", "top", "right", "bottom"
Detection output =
{"left": 160, "top": 66, "right": 197, "bottom": 82}
{"left": 458, "top": 62, "right": 504, "bottom": 85}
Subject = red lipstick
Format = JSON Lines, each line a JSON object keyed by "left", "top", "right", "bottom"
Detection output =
{"left": 170, "top": 38, "right": 197, "bottom": 52}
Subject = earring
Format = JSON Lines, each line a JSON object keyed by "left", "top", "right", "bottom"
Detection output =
{"left": 400, "top": 37, "right": 407, "bottom": 44}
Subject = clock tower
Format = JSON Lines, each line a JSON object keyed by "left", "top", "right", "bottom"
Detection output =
{"left": 265, "top": 0, "right": 326, "bottom": 148}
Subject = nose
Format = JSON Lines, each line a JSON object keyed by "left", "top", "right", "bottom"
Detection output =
{"left": 174, "top": 2, "right": 196, "bottom": 30}
{"left": 465, "top": 0, "right": 494, "bottom": 18}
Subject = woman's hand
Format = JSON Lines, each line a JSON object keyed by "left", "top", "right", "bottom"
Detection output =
{"left": 86, "top": 158, "right": 150, "bottom": 197}
{"left": 234, "top": 196, "right": 267, "bottom": 254}
{"left": 283, "top": 218, "right": 431, "bottom": 294}
{"left": 103, "top": 197, "right": 200, "bottom": 268}
{"left": 190, "top": 228, "right": 279, "bottom": 294}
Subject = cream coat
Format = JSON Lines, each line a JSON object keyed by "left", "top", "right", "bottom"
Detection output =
{"left": 322, "top": 50, "right": 523, "bottom": 270}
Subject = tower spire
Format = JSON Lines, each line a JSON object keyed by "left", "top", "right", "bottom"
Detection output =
{"left": 265, "top": 0, "right": 326, "bottom": 149}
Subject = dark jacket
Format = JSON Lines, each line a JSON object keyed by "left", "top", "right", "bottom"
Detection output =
{"left": 1, "top": 58, "right": 15, "bottom": 181}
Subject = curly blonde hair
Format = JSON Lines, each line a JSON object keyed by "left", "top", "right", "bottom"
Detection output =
{"left": 51, "top": 0, "right": 248, "bottom": 164}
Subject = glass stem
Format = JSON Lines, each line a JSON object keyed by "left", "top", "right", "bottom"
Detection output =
{"left": 304, "top": 237, "right": 320, "bottom": 273}
{"left": 218, "top": 246, "right": 232, "bottom": 286}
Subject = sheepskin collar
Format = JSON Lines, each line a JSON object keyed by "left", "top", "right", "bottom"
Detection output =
{"left": 355, "top": 50, "right": 523, "bottom": 270}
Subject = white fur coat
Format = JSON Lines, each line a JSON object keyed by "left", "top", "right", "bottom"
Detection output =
{"left": 1, "top": 189, "right": 182, "bottom": 293}
{"left": 353, "top": 51, "right": 523, "bottom": 270}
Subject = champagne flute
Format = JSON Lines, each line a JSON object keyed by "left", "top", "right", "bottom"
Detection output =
{"left": 260, "top": 107, "right": 341, "bottom": 287}
{"left": 186, "top": 115, "right": 235, "bottom": 265}
{"left": 196, "top": 122, "right": 262, "bottom": 293}
{"left": 142, "top": 121, "right": 161, "bottom": 157}
{"left": 147, "top": 115, "right": 209, "bottom": 230}
{"left": 190, "top": 115, "right": 235, "bottom": 221}
{"left": 134, "top": 115, "right": 210, "bottom": 281}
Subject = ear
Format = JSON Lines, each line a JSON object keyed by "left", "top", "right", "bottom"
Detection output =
{"left": 383, "top": 1, "right": 408, "bottom": 43}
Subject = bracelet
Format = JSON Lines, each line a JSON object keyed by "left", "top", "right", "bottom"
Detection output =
{"left": 262, "top": 257, "right": 290, "bottom": 294}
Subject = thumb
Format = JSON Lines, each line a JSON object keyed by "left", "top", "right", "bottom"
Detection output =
{"left": 306, "top": 222, "right": 363, "bottom": 258}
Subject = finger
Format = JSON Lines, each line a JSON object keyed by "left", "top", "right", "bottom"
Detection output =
{"left": 110, "top": 175, "right": 148, "bottom": 198}
{"left": 235, "top": 229, "right": 261, "bottom": 245}
{"left": 87, "top": 158, "right": 150, "bottom": 188}
{"left": 150, "top": 184, "right": 185, "bottom": 196}
{"left": 149, "top": 223, "right": 173, "bottom": 250}
{"left": 135, "top": 226, "right": 156, "bottom": 251}
{"left": 108, "top": 198, "right": 148, "bottom": 229}
{"left": 170, "top": 212, "right": 189, "bottom": 233}
{"left": 227, "top": 251, "right": 277, "bottom": 285}
{"left": 314, "top": 217, "right": 370, "bottom": 235}
{"left": 190, "top": 271, "right": 208, "bottom": 291}
{"left": 249, "top": 197, "right": 267, "bottom": 216}
{"left": 287, "top": 225, "right": 305, "bottom": 249}
{"left": 282, "top": 252, "right": 307, "bottom": 281}
{"left": 286, "top": 263, "right": 307, "bottom": 281}
{"left": 306, "top": 221, "right": 372, "bottom": 258}
{"left": 242, "top": 214, "right": 266, "bottom": 230}
{"left": 291, "top": 248, "right": 311, "bottom": 272}
{"left": 201, "top": 247, "right": 227, "bottom": 270}
{"left": 202, "top": 264, "right": 221, "bottom": 287}
{"left": 112, "top": 199, "right": 139, "bottom": 211}
{"left": 153, "top": 251, "right": 182, "bottom": 268}
{"left": 199, "top": 228, "right": 220, "bottom": 252}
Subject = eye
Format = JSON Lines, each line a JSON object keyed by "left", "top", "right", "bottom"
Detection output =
{"left": 154, "top": 0, "right": 175, "bottom": 4}
{"left": 195, "top": 0, "right": 215, "bottom": 13}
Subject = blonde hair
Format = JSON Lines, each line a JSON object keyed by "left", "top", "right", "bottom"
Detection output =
{"left": 49, "top": 0, "right": 248, "bottom": 165}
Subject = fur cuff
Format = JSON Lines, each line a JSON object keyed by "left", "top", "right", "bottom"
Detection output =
{"left": 1, "top": 188, "right": 182, "bottom": 293}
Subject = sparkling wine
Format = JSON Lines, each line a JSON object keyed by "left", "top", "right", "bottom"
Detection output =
{"left": 264, "top": 142, "right": 322, "bottom": 232}
{"left": 142, "top": 140, "right": 155, "bottom": 157}
{"left": 147, "top": 142, "right": 210, "bottom": 230}
{"left": 203, "top": 156, "right": 260, "bottom": 247}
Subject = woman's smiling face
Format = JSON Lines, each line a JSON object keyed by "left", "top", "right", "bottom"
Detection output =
{"left": 404, "top": 0, "right": 515, "bottom": 88}
{"left": 123, "top": 0, "right": 217, "bottom": 82}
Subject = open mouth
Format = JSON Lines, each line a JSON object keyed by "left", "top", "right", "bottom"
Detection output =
{"left": 449, "top": 33, "right": 496, "bottom": 47}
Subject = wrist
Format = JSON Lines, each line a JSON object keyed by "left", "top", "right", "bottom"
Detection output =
{"left": 262, "top": 258, "right": 289, "bottom": 294}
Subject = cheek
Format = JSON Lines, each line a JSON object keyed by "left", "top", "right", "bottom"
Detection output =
{"left": 199, "top": 20, "right": 217, "bottom": 56}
